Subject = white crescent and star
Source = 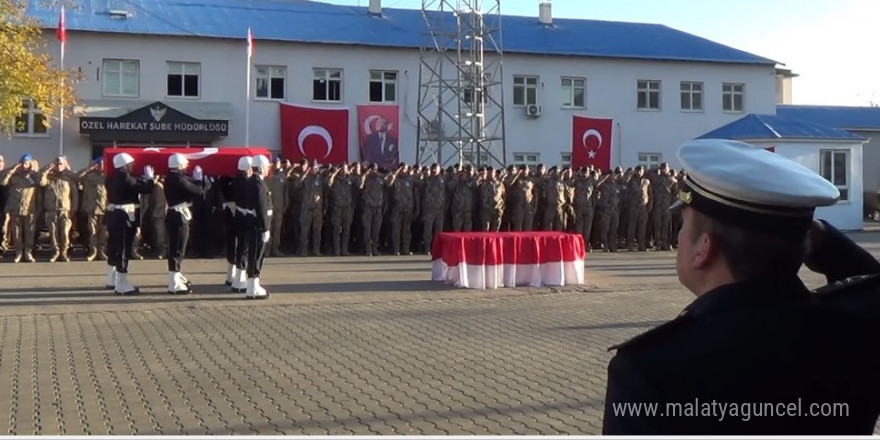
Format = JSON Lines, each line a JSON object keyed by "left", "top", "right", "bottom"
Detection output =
{"left": 582, "top": 129, "right": 603, "bottom": 161}
{"left": 297, "top": 125, "right": 333, "bottom": 160}
{"left": 182, "top": 148, "right": 219, "bottom": 160}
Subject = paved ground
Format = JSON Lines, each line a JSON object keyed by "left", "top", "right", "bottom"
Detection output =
{"left": 0, "top": 231, "right": 879, "bottom": 434}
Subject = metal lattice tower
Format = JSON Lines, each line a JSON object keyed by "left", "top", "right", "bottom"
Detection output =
{"left": 416, "top": 0, "right": 506, "bottom": 169}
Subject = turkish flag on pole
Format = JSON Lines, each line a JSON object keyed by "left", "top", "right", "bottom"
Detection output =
{"left": 572, "top": 116, "right": 613, "bottom": 170}
{"left": 56, "top": 6, "right": 66, "bottom": 43}
{"left": 279, "top": 103, "right": 349, "bottom": 165}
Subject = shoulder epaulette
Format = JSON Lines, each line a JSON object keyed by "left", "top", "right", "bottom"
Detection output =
{"left": 607, "top": 313, "right": 692, "bottom": 352}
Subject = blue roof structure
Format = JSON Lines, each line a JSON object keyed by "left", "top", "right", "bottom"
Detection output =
{"left": 776, "top": 105, "right": 880, "bottom": 131}
{"left": 697, "top": 114, "right": 867, "bottom": 142}
{"left": 25, "top": 0, "right": 776, "bottom": 65}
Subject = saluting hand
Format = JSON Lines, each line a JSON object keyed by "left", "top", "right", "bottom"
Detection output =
{"left": 192, "top": 165, "right": 204, "bottom": 181}
{"left": 143, "top": 165, "right": 155, "bottom": 181}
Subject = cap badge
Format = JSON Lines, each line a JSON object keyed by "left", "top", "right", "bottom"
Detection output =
{"left": 679, "top": 190, "right": 693, "bottom": 204}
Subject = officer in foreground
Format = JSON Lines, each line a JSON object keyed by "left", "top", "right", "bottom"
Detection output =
{"left": 230, "top": 156, "right": 253, "bottom": 292}
{"left": 105, "top": 153, "right": 155, "bottom": 295}
{"left": 163, "top": 154, "right": 205, "bottom": 294}
{"left": 603, "top": 139, "right": 880, "bottom": 435}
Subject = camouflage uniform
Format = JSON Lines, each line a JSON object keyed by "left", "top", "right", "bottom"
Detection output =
{"left": 2, "top": 167, "right": 40, "bottom": 261}
{"left": 479, "top": 178, "right": 505, "bottom": 232}
{"left": 573, "top": 174, "right": 597, "bottom": 249}
{"left": 531, "top": 174, "right": 547, "bottom": 229}
{"left": 506, "top": 173, "right": 536, "bottom": 231}
{"left": 542, "top": 177, "right": 569, "bottom": 231}
{"left": 651, "top": 173, "right": 676, "bottom": 250}
{"left": 451, "top": 175, "right": 475, "bottom": 232}
{"left": 265, "top": 170, "right": 288, "bottom": 256}
{"left": 421, "top": 174, "right": 446, "bottom": 253}
{"left": 595, "top": 177, "right": 622, "bottom": 252}
{"left": 329, "top": 172, "right": 355, "bottom": 256}
{"left": 299, "top": 173, "right": 328, "bottom": 256}
{"left": 359, "top": 172, "right": 386, "bottom": 256}
{"left": 389, "top": 173, "right": 415, "bottom": 255}
{"left": 79, "top": 167, "right": 107, "bottom": 260}
{"left": 626, "top": 174, "right": 651, "bottom": 251}
{"left": 284, "top": 168, "right": 305, "bottom": 254}
{"left": 40, "top": 167, "right": 79, "bottom": 261}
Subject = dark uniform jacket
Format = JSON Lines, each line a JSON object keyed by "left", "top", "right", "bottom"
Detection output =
{"left": 232, "top": 173, "right": 249, "bottom": 211}
{"left": 603, "top": 223, "right": 880, "bottom": 435}
{"left": 163, "top": 171, "right": 204, "bottom": 211}
{"left": 245, "top": 175, "right": 272, "bottom": 233}
{"left": 106, "top": 170, "right": 155, "bottom": 227}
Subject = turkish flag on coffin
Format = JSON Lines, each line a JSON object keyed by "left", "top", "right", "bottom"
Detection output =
{"left": 102, "top": 147, "right": 272, "bottom": 177}
{"left": 572, "top": 116, "right": 613, "bottom": 171}
{"left": 280, "top": 103, "right": 349, "bottom": 165}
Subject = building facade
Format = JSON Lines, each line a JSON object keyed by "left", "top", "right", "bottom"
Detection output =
{"left": 6, "top": 0, "right": 779, "bottom": 171}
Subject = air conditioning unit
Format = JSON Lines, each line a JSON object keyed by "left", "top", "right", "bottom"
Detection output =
{"left": 526, "top": 104, "right": 542, "bottom": 118}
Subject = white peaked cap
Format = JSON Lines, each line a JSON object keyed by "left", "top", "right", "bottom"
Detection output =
{"left": 113, "top": 153, "right": 135, "bottom": 169}
{"left": 237, "top": 156, "right": 253, "bottom": 171}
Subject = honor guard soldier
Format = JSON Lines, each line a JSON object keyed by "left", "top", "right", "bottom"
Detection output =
{"left": 244, "top": 155, "right": 272, "bottom": 299}
{"left": 164, "top": 154, "right": 205, "bottom": 294}
{"left": 602, "top": 139, "right": 880, "bottom": 435}
{"left": 229, "top": 156, "right": 253, "bottom": 292}
{"left": 105, "top": 153, "right": 155, "bottom": 295}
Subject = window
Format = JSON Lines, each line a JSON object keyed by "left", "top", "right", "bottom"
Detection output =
{"left": 560, "top": 153, "right": 572, "bottom": 167}
{"left": 513, "top": 153, "right": 540, "bottom": 167}
{"left": 819, "top": 149, "right": 849, "bottom": 201}
{"left": 313, "top": 68, "right": 343, "bottom": 102}
{"left": 256, "top": 66, "right": 286, "bottom": 100}
{"left": 102, "top": 59, "right": 139, "bottom": 97}
{"left": 513, "top": 75, "right": 539, "bottom": 107}
{"left": 369, "top": 70, "right": 397, "bottom": 103}
{"left": 167, "top": 62, "right": 200, "bottom": 98}
{"left": 561, "top": 77, "right": 585, "bottom": 108}
{"left": 722, "top": 83, "right": 744, "bottom": 112}
{"left": 680, "top": 82, "right": 703, "bottom": 111}
{"left": 638, "top": 153, "right": 662, "bottom": 169}
{"left": 637, "top": 80, "right": 661, "bottom": 110}
{"left": 462, "top": 151, "right": 490, "bottom": 166}
{"left": 14, "top": 100, "right": 47, "bottom": 136}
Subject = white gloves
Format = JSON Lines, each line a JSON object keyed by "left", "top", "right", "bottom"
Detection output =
{"left": 193, "top": 165, "right": 204, "bottom": 181}
{"left": 143, "top": 165, "right": 155, "bottom": 181}
{"left": 262, "top": 231, "right": 270, "bottom": 244}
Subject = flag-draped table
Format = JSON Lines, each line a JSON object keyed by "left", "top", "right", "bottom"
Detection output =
{"left": 431, "top": 232, "right": 586, "bottom": 290}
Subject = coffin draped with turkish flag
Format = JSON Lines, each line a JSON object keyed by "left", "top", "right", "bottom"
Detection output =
{"left": 102, "top": 147, "right": 272, "bottom": 177}
{"left": 571, "top": 116, "right": 613, "bottom": 170}
{"left": 279, "top": 103, "right": 349, "bottom": 165}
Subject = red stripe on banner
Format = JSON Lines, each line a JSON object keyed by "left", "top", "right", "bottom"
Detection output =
{"left": 432, "top": 232, "right": 586, "bottom": 267}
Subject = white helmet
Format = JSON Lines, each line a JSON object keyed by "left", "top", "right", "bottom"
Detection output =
{"left": 168, "top": 153, "right": 188, "bottom": 170}
{"left": 113, "top": 153, "right": 135, "bottom": 169}
{"left": 252, "top": 155, "right": 271, "bottom": 168}
{"left": 237, "top": 156, "right": 253, "bottom": 171}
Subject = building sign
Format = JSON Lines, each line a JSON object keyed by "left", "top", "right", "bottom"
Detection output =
{"left": 79, "top": 101, "right": 228, "bottom": 142}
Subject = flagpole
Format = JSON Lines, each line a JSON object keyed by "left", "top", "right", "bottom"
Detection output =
{"left": 58, "top": 6, "right": 65, "bottom": 156}
{"left": 245, "top": 27, "right": 251, "bottom": 147}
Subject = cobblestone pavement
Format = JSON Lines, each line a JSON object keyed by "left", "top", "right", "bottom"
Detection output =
{"left": 0, "top": 231, "right": 878, "bottom": 434}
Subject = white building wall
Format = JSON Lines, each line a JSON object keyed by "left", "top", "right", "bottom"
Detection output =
{"left": 0, "top": 32, "right": 777, "bottom": 172}
{"left": 853, "top": 130, "right": 880, "bottom": 192}
{"left": 749, "top": 140, "right": 864, "bottom": 231}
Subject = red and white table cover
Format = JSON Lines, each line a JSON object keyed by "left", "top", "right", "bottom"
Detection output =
{"left": 431, "top": 232, "right": 586, "bottom": 290}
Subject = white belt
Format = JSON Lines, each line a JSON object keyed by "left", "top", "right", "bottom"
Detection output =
{"left": 236, "top": 206, "right": 256, "bottom": 216}
{"left": 171, "top": 202, "right": 193, "bottom": 221}
{"left": 223, "top": 202, "right": 236, "bottom": 212}
{"left": 107, "top": 203, "right": 137, "bottom": 213}
{"left": 108, "top": 203, "right": 138, "bottom": 224}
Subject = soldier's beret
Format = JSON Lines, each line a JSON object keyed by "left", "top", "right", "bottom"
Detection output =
{"left": 671, "top": 139, "right": 840, "bottom": 240}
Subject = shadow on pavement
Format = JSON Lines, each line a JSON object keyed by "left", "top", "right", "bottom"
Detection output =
{"left": 551, "top": 320, "right": 668, "bottom": 331}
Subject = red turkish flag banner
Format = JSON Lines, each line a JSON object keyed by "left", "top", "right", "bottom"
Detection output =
{"left": 102, "top": 147, "right": 271, "bottom": 177}
{"left": 572, "top": 116, "right": 613, "bottom": 170}
{"left": 357, "top": 104, "right": 400, "bottom": 169}
{"left": 280, "top": 103, "right": 349, "bottom": 165}
{"left": 56, "top": 6, "right": 66, "bottom": 43}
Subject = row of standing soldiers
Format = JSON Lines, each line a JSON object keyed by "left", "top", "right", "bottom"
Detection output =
{"left": 0, "top": 153, "right": 686, "bottom": 263}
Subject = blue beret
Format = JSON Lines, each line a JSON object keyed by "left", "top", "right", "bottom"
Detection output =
{"left": 19, "top": 154, "right": 32, "bottom": 163}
